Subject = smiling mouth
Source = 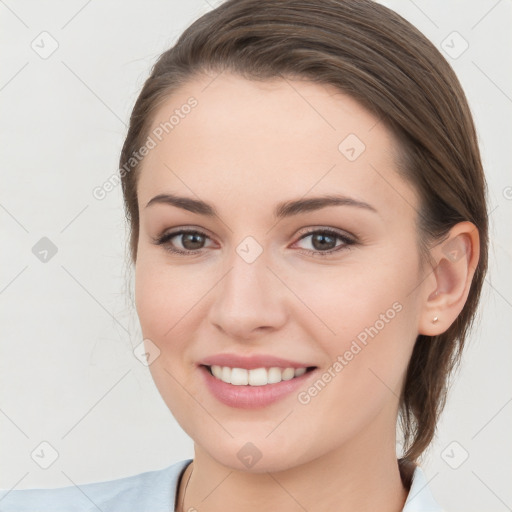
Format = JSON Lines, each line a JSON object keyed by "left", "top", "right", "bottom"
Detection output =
{"left": 201, "top": 364, "right": 317, "bottom": 386}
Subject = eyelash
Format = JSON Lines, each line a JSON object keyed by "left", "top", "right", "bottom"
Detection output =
{"left": 152, "top": 227, "right": 357, "bottom": 258}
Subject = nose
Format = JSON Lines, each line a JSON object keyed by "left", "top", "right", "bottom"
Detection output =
{"left": 207, "top": 250, "right": 288, "bottom": 340}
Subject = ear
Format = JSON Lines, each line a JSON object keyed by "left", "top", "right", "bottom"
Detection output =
{"left": 418, "top": 221, "right": 480, "bottom": 336}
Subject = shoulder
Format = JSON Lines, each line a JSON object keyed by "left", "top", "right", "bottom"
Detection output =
{"left": 0, "top": 459, "right": 193, "bottom": 512}
{"left": 402, "top": 465, "right": 445, "bottom": 512}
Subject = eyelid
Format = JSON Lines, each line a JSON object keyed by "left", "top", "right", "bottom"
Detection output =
{"left": 153, "top": 225, "right": 357, "bottom": 257}
{"left": 295, "top": 226, "right": 356, "bottom": 242}
{"left": 292, "top": 227, "right": 357, "bottom": 257}
{"left": 151, "top": 227, "right": 214, "bottom": 251}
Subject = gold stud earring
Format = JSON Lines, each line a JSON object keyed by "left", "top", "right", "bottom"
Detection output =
{"left": 432, "top": 316, "right": 439, "bottom": 324}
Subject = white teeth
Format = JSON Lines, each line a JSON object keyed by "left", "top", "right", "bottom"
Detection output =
{"left": 267, "top": 367, "right": 282, "bottom": 384}
{"left": 281, "top": 368, "right": 295, "bottom": 381}
{"left": 208, "top": 365, "right": 310, "bottom": 386}
{"left": 211, "top": 365, "right": 223, "bottom": 379}
{"left": 221, "top": 366, "right": 231, "bottom": 383}
{"left": 230, "top": 367, "right": 248, "bottom": 385}
{"left": 294, "top": 367, "right": 306, "bottom": 377}
{"left": 248, "top": 367, "right": 267, "bottom": 386}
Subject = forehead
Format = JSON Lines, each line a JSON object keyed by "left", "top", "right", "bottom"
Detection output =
{"left": 137, "top": 73, "right": 417, "bottom": 221}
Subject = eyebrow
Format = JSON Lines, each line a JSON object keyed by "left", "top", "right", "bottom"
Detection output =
{"left": 144, "top": 193, "right": 377, "bottom": 219}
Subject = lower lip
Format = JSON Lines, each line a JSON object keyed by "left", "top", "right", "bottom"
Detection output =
{"left": 199, "top": 365, "right": 317, "bottom": 409}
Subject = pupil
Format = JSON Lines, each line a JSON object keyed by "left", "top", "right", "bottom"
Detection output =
{"left": 183, "top": 233, "right": 204, "bottom": 250}
{"left": 313, "top": 233, "right": 335, "bottom": 251}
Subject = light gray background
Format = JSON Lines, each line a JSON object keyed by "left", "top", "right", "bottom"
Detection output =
{"left": 1, "top": 1, "right": 511, "bottom": 511}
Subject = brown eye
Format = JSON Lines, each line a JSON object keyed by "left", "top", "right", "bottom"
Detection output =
{"left": 310, "top": 232, "right": 337, "bottom": 251}
{"left": 178, "top": 232, "right": 206, "bottom": 251}
{"left": 295, "top": 228, "right": 356, "bottom": 257}
{"left": 153, "top": 229, "right": 212, "bottom": 255}
{"left": 152, "top": 227, "right": 356, "bottom": 258}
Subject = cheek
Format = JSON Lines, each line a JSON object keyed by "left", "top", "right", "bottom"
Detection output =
{"left": 293, "top": 254, "right": 419, "bottom": 400}
{"left": 135, "top": 259, "right": 206, "bottom": 421}
{"left": 134, "top": 255, "right": 207, "bottom": 340}
{"left": 289, "top": 253, "right": 416, "bottom": 339}
{"left": 134, "top": 261, "right": 165, "bottom": 338}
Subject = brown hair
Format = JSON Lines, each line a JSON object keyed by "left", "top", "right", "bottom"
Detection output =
{"left": 119, "top": 0, "right": 488, "bottom": 485}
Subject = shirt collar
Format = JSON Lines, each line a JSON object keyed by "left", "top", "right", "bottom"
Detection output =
{"left": 173, "top": 459, "right": 443, "bottom": 511}
{"left": 402, "top": 465, "right": 443, "bottom": 512}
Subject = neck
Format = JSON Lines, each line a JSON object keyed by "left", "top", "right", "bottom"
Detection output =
{"left": 177, "top": 418, "right": 409, "bottom": 512}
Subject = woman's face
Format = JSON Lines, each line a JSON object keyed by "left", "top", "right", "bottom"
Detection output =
{"left": 134, "top": 73, "right": 428, "bottom": 471}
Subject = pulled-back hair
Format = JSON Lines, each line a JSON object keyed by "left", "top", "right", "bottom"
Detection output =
{"left": 119, "top": 0, "right": 488, "bottom": 486}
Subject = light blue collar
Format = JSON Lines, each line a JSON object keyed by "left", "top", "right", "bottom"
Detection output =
{"left": 402, "top": 466, "right": 444, "bottom": 511}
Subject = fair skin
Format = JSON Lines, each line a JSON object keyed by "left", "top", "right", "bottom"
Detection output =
{"left": 134, "top": 73, "right": 479, "bottom": 512}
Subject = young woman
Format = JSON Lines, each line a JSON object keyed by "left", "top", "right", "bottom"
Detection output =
{"left": 1, "top": 0, "right": 488, "bottom": 510}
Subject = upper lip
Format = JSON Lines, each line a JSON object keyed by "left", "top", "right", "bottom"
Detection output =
{"left": 199, "top": 353, "right": 316, "bottom": 370}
